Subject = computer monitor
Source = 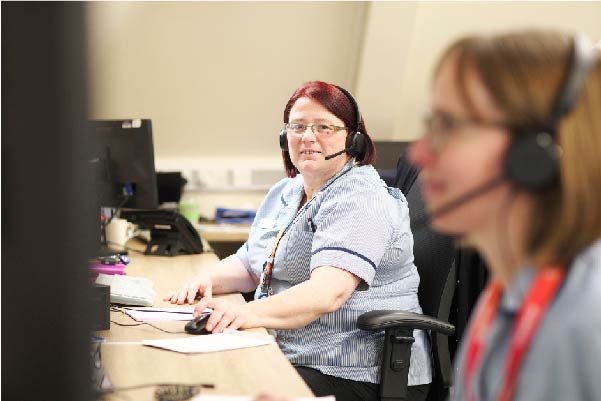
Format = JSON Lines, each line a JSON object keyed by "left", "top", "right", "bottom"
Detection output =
{"left": 89, "top": 119, "right": 159, "bottom": 209}
{"left": 373, "top": 140, "right": 410, "bottom": 186}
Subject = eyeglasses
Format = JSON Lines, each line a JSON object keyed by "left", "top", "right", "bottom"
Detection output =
{"left": 422, "top": 112, "right": 508, "bottom": 151}
{"left": 284, "top": 123, "right": 348, "bottom": 138}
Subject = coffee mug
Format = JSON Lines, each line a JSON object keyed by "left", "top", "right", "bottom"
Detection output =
{"left": 105, "top": 217, "right": 135, "bottom": 249}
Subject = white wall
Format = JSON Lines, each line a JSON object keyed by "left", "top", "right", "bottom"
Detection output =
{"left": 87, "top": 2, "right": 367, "bottom": 161}
{"left": 86, "top": 1, "right": 601, "bottom": 217}
{"left": 356, "top": 2, "right": 601, "bottom": 141}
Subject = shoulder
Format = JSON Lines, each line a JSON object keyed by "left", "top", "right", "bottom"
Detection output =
{"left": 316, "top": 165, "right": 408, "bottom": 222}
{"left": 326, "top": 164, "right": 396, "bottom": 198}
{"left": 262, "top": 176, "right": 302, "bottom": 207}
{"left": 540, "top": 239, "right": 601, "bottom": 351}
{"left": 563, "top": 239, "right": 601, "bottom": 315}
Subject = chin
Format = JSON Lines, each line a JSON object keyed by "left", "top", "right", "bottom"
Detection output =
{"left": 429, "top": 216, "right": 467, "bottom": 236}
{"left": 294, "top": 159, "right": 320, "bottom": 174}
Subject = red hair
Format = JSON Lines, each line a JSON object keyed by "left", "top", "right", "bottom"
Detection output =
{"left": 281, "top": 81, "right": 376, "bottom": 178}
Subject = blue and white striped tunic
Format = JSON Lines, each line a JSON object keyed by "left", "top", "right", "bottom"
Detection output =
{"left": 235, "top": 162, "right": 432, "bottom": 385}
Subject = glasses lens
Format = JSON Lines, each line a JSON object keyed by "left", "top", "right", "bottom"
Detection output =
{"left": 315, "top": 124, "right": 334, "bottom": 136}
{"left": 422, "top": 114, "right": 449, "bottom": 151}
{"left": 286, "top": 123, "right": 305, "bottom": 135}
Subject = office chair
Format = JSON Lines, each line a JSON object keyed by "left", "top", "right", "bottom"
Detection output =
{"left": 358, "top": 154, "right": 457, "bottom": 401}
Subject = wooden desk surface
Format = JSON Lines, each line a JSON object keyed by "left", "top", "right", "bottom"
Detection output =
{"left": 195, "top": 223, "right": 251, "bottom": 243}
{"left": 97, "top": 248, "right": 312, "bottom": 400}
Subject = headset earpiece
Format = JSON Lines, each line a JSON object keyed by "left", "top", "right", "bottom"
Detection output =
{"left": 279, "top": 129, "right": 288, "bottom": 151}
{"left": 505, "top": 131, "right": 558, "bottom": 190}
{"left": 504, "top": 34, "right": 597, "bottom": 191}
{"left": 346, "top": 131, "right": 366, "bottom": 157}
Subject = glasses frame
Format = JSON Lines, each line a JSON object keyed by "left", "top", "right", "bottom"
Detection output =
{"left": 422, "top": 112, "right": 509, "bottom": 151}
{"left": 284, "top": 123, "right": 348, "bottom": 138}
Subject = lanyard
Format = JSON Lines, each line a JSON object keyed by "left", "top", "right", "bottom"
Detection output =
{"left": 257, "top": 163, "right": 356, "bottom": 298}
{"left": 258, "top": 229, "right": 285, "bottom": 298}
{"left": 464, "top": 266, "right": 565, "bottom": 401}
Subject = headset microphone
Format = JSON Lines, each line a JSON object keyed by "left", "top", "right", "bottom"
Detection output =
{"left": 412, "top": 175, "right": 506, "bottom": 229}
{"left": 324, "top": 148, "right": 351, "bottom": 160}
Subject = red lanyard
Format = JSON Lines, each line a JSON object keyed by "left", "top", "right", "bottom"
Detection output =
{"left": 258, "top": 229, "right": 284, "bottom": 298}
{"left": 464, "top": 266, "right": 565, "bottom": 401}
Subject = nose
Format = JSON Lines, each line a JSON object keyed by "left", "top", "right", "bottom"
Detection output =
{"left": 301, "top": 125, "right": 317, "bottom": 141}
{"left": 408, "top": 136, "right": 437, "bottom": 168}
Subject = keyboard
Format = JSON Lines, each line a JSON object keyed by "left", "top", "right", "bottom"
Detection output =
{"left": 95, "top": 273, "right": 155, "bottom": 307}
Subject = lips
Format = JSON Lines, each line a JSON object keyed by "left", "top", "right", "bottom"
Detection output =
{"left": 300, "top": 150, "right": 321, "bottom": 155}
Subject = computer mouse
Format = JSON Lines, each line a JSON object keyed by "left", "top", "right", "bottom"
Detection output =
{"left": 184, "top": 314, "right": 211, "bottom": 335}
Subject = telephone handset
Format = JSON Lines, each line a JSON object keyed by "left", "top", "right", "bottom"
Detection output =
{"left": 120, "top": 209, "right": 204, "bottom": 257}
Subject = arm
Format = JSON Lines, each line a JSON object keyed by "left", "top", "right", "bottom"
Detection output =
{"left": 200, "top": 265, "right": 361, "bottom": 333}
{"left": 163, "top": 254, "right": 259, "bottom": 304}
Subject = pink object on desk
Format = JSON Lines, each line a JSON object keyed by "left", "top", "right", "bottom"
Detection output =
{"left": 90, "top": 262, "right": 126, "bottom": 280}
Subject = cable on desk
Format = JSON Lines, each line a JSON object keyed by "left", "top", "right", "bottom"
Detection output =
{"left": 110, "top": 307, "right": 186, "bottom": 334}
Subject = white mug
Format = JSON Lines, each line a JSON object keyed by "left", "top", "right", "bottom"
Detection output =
{"left": 105, "top": 217, "right": 135, "bottom": 249}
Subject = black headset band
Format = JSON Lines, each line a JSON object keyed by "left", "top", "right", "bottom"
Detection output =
{"left": 504, "top": 33, "right": 598, "bottom": 191}
{"left": 333, "top": 85, "right": 362, "bottom": 130}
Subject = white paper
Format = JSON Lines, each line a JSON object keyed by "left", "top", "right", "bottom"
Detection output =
{"left": 143, "top": 329, "right": 275, "bottom": 353}
{"left": 123, "top": 307, "right": 212, "bottom": 322}
{"left": 192, "top": 396, "right": 335, "bottom": 401}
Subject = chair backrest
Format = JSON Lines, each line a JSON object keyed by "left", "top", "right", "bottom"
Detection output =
{"left": 393, "top": 153, "right": 457, "bottom": 398}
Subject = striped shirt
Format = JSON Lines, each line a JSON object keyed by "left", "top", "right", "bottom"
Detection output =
{"left": 235, "top": 162, "right": 432, "bottom": 385}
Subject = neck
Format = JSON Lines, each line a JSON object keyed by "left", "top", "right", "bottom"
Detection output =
{"left": 468, "top": 192, "right": 535, "bottom": 288}
{"left": 302, "top": 159, "right": 350, "bottom": 201}
{"left": 302, "top": 186, "right": 318, "bottom": 204}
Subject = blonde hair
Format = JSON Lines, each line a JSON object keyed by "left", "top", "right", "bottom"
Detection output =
{"left": 436, "top": 30, "right": 601, "bottom": 267}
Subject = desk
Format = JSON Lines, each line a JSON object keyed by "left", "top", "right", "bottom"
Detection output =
{"left": 196, "top": 223, "right": 251, "bottom": 260}
{"left": 97, "top": 248, "right": 312, "bottom": 400}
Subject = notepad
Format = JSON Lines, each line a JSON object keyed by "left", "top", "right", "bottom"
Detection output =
{"left": 143, "top": 329, "right": 275, "bottom": 353}
{"left": 123, "top": 307, "right": 212, "bottom": 322}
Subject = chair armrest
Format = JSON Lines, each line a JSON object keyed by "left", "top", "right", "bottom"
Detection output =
{"left": 357, "top": 310, "right": 455, "bottom": 336}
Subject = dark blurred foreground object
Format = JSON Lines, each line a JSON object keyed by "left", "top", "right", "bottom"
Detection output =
{"left": 3, "top": 3, "right": 95, "bottom": 400}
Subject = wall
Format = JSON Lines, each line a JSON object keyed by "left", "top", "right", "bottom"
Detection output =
{"left": 86, "top": 1, "right": 601, "bottom": 217}
{"left": 356, "top": 2, "right": 601, "bottom": 141}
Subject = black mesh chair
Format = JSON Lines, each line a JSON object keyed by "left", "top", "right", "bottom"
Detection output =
{"left": 358, "top": 154, "right": 457, "bottom": 401}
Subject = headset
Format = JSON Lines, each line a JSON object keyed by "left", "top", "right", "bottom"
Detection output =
{"left": 279, "top": 84, "right": 366, "bottom": 160}
{"left": 414, "top": 34, "right": 598, "bottom": 227}
{"left": 505, "top": 33, "right": 598, "bottom": 191}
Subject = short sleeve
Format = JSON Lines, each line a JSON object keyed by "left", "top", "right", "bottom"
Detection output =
{"left": 309, "top": 187, "right": 393, "bottom": 287}
{"left": 235, "top": 241, "right": 251, "bottom": 271}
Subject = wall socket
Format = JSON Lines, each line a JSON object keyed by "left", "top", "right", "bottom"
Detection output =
{"left": 156, "top": 157, "right": 285, "bottom": 192}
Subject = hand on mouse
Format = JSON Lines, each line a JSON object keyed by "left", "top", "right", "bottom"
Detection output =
{"left": 163, "top": 271, "right": 213, "bottom": 305}
{"left": 196, "top": 297, "right": 253, "bottom": 333}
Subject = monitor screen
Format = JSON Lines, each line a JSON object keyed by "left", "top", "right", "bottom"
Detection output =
{"left": 89, "top": 119, "right": 159, "bottom": 209}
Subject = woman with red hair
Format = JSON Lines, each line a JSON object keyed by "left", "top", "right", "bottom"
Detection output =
{"left": 166, "top": 81, "right": 431, "bottom": 401}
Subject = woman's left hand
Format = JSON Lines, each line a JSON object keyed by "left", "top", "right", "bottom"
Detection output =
{"left": 196, "top": 297, "right": 253, "bottom": 333}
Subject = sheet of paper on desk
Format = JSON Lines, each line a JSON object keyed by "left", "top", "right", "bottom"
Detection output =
{"left": 192, "top": 396, "right": 335, "bottom": 401}
{"left": 143, "top": 329, "right": 275, "bottom": 353}
{"left": 123, "top": 307, "right": 212, "bottom": 322}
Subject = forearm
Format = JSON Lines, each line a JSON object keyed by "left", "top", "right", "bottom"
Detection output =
{"left": 206, "top": 254, "right": 259, "bottom": 294}
{"left": 243, "top": 266, "right": 360, "bottom": 329}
